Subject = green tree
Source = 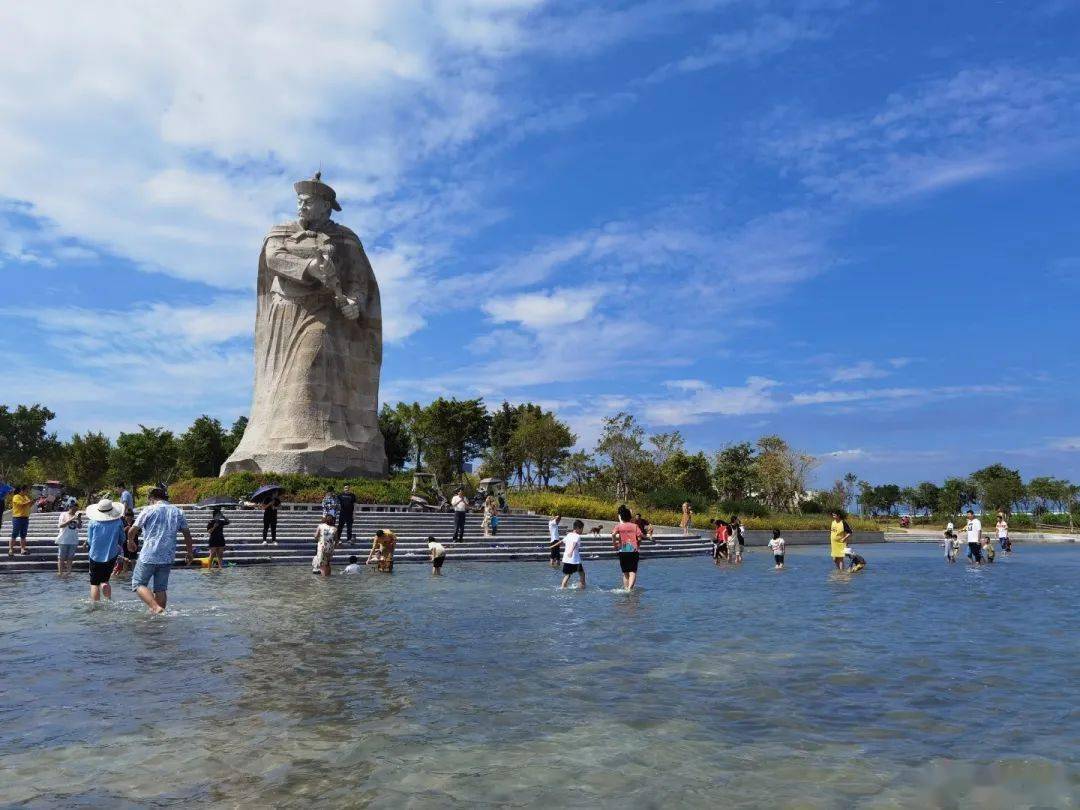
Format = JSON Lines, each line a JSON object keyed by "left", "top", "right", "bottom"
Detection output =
{"left": 487, "top": 402, "right": 544, "bottom": 485}
{"left": 1025, "top": 476, "right": 1074, "bottom": 517}
{"left": 870, "top": 484, "right": 902, "bottom": 515}
{"left": 394, "top": 402, "right": 432, "bottom": 471}
{"left": 912, "top": 481, "right": 941, "bottom": 516}
{"left": 424, "top": 397, "right": 491, "bottom": 483}
{"left": 660, "top": 451, "right": 714, "bottom": 499}
{"left": 594, "top": 412, "right": 651, "bottom": 501}
{"left": 0, "top": 404, "right": 61, "bottom": 479}
{"left": 178, "top": 415, "right": 228, "bottom": 477}
{"left": 222, "top": 416, "right": 248, "bottom": 458}
{"left": 110, "top": 426, "right": 180, "bottom": 487}
{"left": 378, "top": 404, "right": 411, "bottom": 472}
{"left": 822, "top": 476, "right": 856, "bottom": 513}
{"left": 563, "top": 450, "right": 599, "bottom": 491}
{"left": 510, "top": 409, "right": 576, "bottom": 488}
{"left": 938, "top": 476, "right": 977, "bottom": 515}
{"left": 970, "top": 464, "right": 1024, "bottom": 513}
{"left": 649, "top": 431, "right": 686, "bottom": 466}
{"left": 712, "top": 442, "right": 756, "bottom": 502}
{"left": 65, "top": 432, "right": 112, "bottom": 500}
{"left": 752, "top": 435, "right": 816, "bottom": 512}
{"left": 900, "top": 486, "right": 917, "bottom": 515}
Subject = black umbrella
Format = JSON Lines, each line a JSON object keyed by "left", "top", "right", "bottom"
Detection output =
{"left": 249, "top": 484, "right": 283, "bottom": 504}
{"left": 195, "top": 495, "right": 239, "bottom": 508}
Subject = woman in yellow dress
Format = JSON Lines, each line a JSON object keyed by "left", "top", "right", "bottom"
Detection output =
{"left": 829, "top": 511, "right": 852, "bottom": 570}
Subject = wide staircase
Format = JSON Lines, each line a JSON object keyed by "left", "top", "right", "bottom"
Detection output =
{"left": 1, "top": 506, "right": 708, "bottom": 573}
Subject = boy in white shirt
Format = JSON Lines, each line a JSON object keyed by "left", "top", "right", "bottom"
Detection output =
{"left": 768, "top": 529, "right": 785, "bottom": 569}
{"left": 343, "top": 555, "right": 362, "bottom": 574}
{"left": 428, "top": 536, "right": 446, "bottom": 575}
{"left": 559, "top": 520, "right": 587, "bottom": 590}
{"left": 547, "top": 515, "right": 562, "bottom": 569}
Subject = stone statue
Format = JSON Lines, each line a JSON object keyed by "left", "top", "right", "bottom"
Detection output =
{"left": 221, "top": 174, "right": 388, "bottom": 477}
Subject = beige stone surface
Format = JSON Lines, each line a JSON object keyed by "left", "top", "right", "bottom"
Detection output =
{"left": 221, "top": 177, "right": 388, "bottom": 477}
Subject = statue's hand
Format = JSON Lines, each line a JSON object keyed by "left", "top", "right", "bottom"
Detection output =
{"left": 341, "top": 299, "right": 360, "bottom": 320}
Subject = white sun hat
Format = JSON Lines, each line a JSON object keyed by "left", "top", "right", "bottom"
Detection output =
{"left": 86, "top": 498, "right": 124, "bottom": 522}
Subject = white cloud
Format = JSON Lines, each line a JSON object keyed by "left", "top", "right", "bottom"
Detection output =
{"left": 1050, "top": 437, "right": 1080, "bottom": 452}
{"left": 791, "top": 384, "right": 1006, "bottom": 407}
{"left": 482, "top": 287, "right": 606, "bottom": 330}
{"left": 820, "top": 448, "right": 868, "bottom": 459}
{"left": 830, "top": 360, "right": 890, "bottom": 382}
{"left": 2, "top": 297, "right": 256, "bottom": 435}
{"left": 0, "top": 1, "right": 554, "bottom": 311}
{"left": 643, "top": 377, "right": 781, "bottom": 425}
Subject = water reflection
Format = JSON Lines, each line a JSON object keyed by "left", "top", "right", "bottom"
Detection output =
{"left": 0, "top": 546, "right": 1077, "bottom": 807}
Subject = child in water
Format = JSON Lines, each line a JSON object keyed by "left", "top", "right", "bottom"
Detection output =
{"left": 844, "top": 546, "right": 866, "bottom": 572}
{"left": 943, "top": 527, "right": 958, "bottom": 563}
{"left": 768, "top": 529, "right": 785, "bottom": 569}
{"left": 982, "top": 535, "right": 996, "bottom": 564}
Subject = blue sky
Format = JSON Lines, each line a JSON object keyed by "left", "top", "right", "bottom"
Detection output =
{"left": 1, "top": 1, "right": 1078, "bottom": 487}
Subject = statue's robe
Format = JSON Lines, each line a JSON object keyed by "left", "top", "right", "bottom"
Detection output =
{"left": 221, "top": 219, "right": 388, "bottom": 477}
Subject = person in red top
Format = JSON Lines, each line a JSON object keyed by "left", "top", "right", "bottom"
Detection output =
{"left": 611, "top": 505, "right": 644, "bottom": 590}
{"left": 712, "top": 519, "right": 730, "bottom": 564}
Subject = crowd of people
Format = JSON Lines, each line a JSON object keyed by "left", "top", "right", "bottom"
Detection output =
{"left": 3, "top": 479, "right": 1025, "bottom": 613}
{"left": 942, "top": 509, "right": 1013, "bottom": 564}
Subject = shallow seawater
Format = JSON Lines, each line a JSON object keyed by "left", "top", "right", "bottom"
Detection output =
{"left": 1, "top": 545, "right": 1077, "bottom": 808}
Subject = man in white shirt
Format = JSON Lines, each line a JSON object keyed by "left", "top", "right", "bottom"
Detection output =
{"left": 559, "top": 519, "right": 587, "bottom": 590}
{"left": 964, "top": 509, "right": 983, "bottom": 564}
{"left": 451, "top": 487, "right": 468, "bottom": 543}
{"left": 547, "top": 514, "right": 562, "bottom": 568}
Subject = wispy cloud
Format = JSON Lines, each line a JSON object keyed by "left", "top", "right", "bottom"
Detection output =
{"left": 829, "top": 359, "right": 913, "bottom": 382}
{"left": 645, "top": 12, "right": 835, "bottom": 84}
{"left": 762, "top": 64, "right": 1080, "bottom": 206}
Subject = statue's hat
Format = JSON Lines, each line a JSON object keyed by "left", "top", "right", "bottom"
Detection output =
{"left": 294, "top": 171, "right": 341, "bottom": 211}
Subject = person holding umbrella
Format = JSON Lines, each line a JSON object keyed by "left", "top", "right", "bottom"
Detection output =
{"left": 206, "top": 507, "right": 229, "bottom": 568}
{"left": 249, "top": 485, "right": 283, "bottom": 545}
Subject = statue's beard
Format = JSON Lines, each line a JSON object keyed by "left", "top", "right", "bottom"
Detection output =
{"left": 299, "top": 213, "right": 329, "bottom": 229}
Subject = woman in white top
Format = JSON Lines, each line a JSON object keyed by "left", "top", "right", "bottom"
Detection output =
{"left": 996, "top": 513, "right": 1010, "bottom": 553}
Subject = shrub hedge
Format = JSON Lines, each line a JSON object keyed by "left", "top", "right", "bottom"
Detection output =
{"left": 164, "top": 473, "right": 412, "bottom": 506}
{"left": 506, "top": 491, "right": 878, "bottom": 531}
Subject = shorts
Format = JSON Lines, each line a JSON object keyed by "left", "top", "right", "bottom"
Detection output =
{"left": 618, "top": 550, "right": 639, "bottom": 574}
{"left": 774, "top": 554, "right": 784, "bottom": 565}
{"left": 57, "top": 543, "right": 78, "bottom": 561}
{"left": 89, "top": 558, "right": 117, "bottom": 585}
{"left": 550, "top": 547, "right": 561, "bottom": 561}
{"left": 10, "top": 516, "right": 29, "bottom": 540}
{"left": 562, "top": 562, "right": 583, "bottom": 575}
{"left": 432, "top": 554, "right": 445, "bottom": 570}
{"left": 967, "top": 542, "right": 983, "bottom": 563}
{"left": 131, "top": 561, "right": 172, "bottom": 592}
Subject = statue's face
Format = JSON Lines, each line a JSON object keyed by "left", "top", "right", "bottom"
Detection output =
{"left": 297, "top": 194, "right": 331, "bottom": 224}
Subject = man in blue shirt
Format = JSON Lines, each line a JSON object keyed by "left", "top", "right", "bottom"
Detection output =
{"left": 127, "top": 485, "right": 193, "bottom": 614}
{"left": 86, "top": 497, "right": 125, "bottom": 602}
